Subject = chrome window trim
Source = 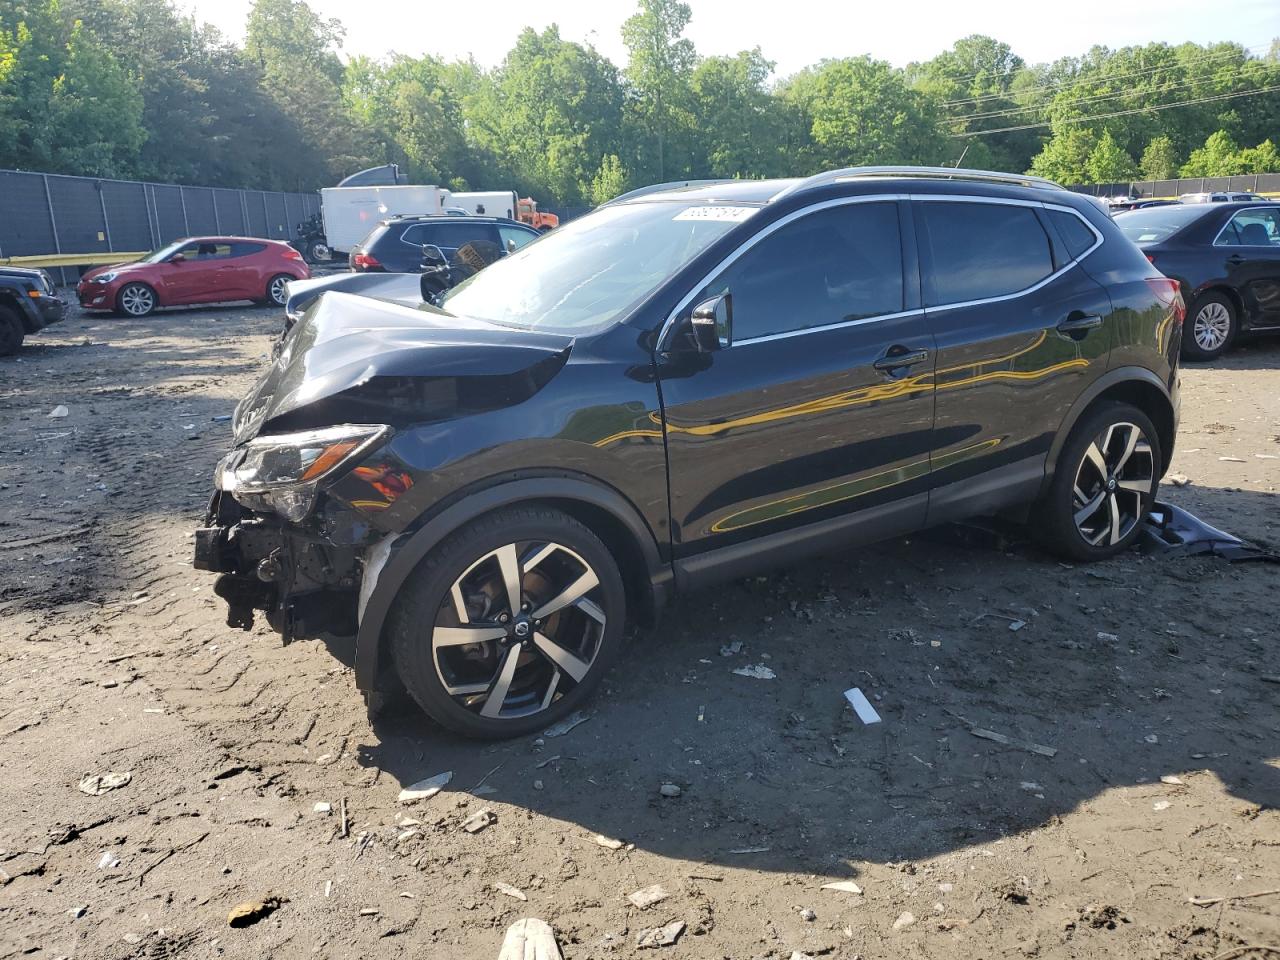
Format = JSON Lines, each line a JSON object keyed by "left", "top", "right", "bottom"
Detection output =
{"left": 913, "top": 194, "right": 1103, "bottom": 314}
{"left": 657, "top": 194, "right": 908, "bottom": 350}
{"left": 1211, "top": 205, "right": 1280, "bottom": 248}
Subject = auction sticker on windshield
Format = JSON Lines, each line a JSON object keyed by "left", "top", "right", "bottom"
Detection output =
{"left": 673, "top": 206, "right": 758, "bottom": 222}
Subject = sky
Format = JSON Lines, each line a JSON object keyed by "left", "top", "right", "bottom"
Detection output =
{"left": 183, "top": 0, "right": 1279, "bottom": 77}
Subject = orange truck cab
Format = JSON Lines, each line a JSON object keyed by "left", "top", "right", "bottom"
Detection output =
{"left": 516, "top": 198, "right": 559, "bottom": 232}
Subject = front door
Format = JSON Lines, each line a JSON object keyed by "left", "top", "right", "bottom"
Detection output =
{"left": 913, "top": 198, "right": 1115, "bottom": 522}
{"left": 656, "top": 199, "right": 935, "bottom": 571}
{"left": 163, "top": 240, "right": 231, "bottom": 303}
{"left": 1217, "top": 206, "right": 1280, "bottom": 327}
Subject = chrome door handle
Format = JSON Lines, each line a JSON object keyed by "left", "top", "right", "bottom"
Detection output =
{"left": 1057, "top": 313, "right": 1103, "bottom": 334}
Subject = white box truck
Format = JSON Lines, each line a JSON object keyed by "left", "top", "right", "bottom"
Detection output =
{"left": 446, "top": 190, "right": 519, "bottom": 220}
{"left": 319, "top": 184, "right": 446, "bottom": 254}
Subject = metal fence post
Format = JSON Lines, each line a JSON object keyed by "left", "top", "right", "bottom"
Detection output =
{"left": 42, "top": 174, "right": 66, "bottom": 285}
{"left": 97, "top": 182, "right": 113, "bottom": 252}
{"left": 261, "top": 192, "right": 270, "bottom": 238}
{"left": 145, "top": 183, "right": 158, "bottom": 248}
{"left": 213, "top": 190, "right": 221, "bottom": 234}
{"left": 179, "top": 185, "right": 190, "bottom": 235}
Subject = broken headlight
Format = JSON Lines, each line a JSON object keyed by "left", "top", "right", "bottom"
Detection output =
{"left": 218, "top": 424, "right": 389, "bottom": 521}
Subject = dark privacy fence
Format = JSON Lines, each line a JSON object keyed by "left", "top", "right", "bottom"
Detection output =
{"left": 0, "top": 168, "right": 321, "bottom": 282}
{"left": 1070, "top": 173, "right": 1280, "bottom": 198}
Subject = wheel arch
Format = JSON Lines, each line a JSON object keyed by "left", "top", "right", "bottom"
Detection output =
{"left": 1190, "top": 284, "right": 1245, "bottom": 328}
{"left": 353, "top": 473, "right": 671, "bottom": 693}
{"left": 1044, "top": 367, "right": 1176, "bottom": 488}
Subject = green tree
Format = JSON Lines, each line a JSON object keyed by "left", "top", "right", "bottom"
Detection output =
{"left": 1238, "top": 138, "right": 1280, "bottom": 173}
{"left": 688, "top": 49, "right": 791, "bottom": 178}
{"left": 1139, "top": 136, "right": 1180, "bottom": 180}
{"left": 1180, "top": 130, "right": 1245, "bottom": 176}
{"left": 590, "top": 154, "right": 629, "bottom": 204}
{"left": 1028, "top": 126, "right": 1097, "bottom": 183}
{"left": 1086, "top": 129, "right": 1137, "bottom": 183}
{"left": 621, "top": 0, "right": 696, "bottom": 181}
{"left": 781, "top": 56, "right": 946, "bottom": 170}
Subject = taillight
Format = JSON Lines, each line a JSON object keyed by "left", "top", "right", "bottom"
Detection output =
{"left": 1145, "top": 277, "right": 1185, "bottom": 324}
{"left": 352, "top": 253, "right": 381, "bottom": 270}
{"left": 283, "top": 248, "right": 303, "bottom": 261}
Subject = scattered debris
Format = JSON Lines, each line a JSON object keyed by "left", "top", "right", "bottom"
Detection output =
{"left": 398, "top": 770, "right": 452, "bottom": 803}
{"left": 1160, "top": 775, "right": 1184, "bottom": 785}
{"left": 48, "top": 405, "right": 69, "bottom": 419}
{"left": 969, "top": 728, "right": 1057, "bottom": 757}
{"left": 1153, "top": 800, "right": 1171, "bottom": 811}
{"left": 892, "top": 911, "right": 917, "bottom": 931}
{"left": 594, "top": 834, "right": 626, "bottom": 851}
{"left": 498, "top": 918, "right": 563, "bottom": 960}
{"left": 628, "top": 884, "right": 671, "bottom": 909}
{"left": 313, "top": 802, "right": 331, "bottom": 815}
{"left": 1188, "top": 888, "right": 1280, "bottom": 908}
{"left": 494, "top": 881, "right": 528, "bottom": 901}
{"left": 324, "top": 880, "right": 332, "bottom": 898}
{"left": 78, "top": 771, "right": 132, "bottom": 795}
{"left": 732, "top": 663, "right": 776, "bottom": 680}
{"left": 1072, "top": 902, "right": 1127, "bottom": 930}
{"left": 1009, "top": 619, "right": 1026, "bottom": 631}
{"left": 799, "top": 907, "right": 817, "bottom": 921}
{"left": 97, "top": 851, "right": 120, "bottom": 870}
{"left": 659, "top": 783, "right": 682, "bottom": 798}
{"left": 227, "top": 895, "right": 285, "bottom": 928}
{"left": 1145, "top": 734, "right": 1159, "bottom": 744}
{"left": 1218, "top": 456, "right": 1246, "bottom": 463}
{"left": 1097, "top": 632, "right": 1119, "bottom": 643}
{"left": 69, "top": 905, "right": 87, "bottom": 919}
{"left": 359, "top": 908, "right": 379, "bottom": 916}
{"left": 728, "top": 846, "right": 770, "bottom": 855}
{"left": 1020, "top": 781, "right": 1044, "bottom": 792}
{"left": 533, "top": 779, "right": 544, "bottom": 791}
{"left": 462, "top": 809, "right": 496, "bottom": 834}
{"left": 340, "top": 797, "right": 348, "bottom": 839}
{"left": 397, "top": 828, "right": 420, "bottom": 843}
{"left": 636, "top": 920, "right": 685, "bottom": 949}
{"left": 821, "top": 880, "right": 863, "bottom": 895}
{"left": 843, "top": 687, "right": 882, "bottom": 724}
{"left": 543, "top": 711, "right": 592, "bottom": 738}
{"left": 1167, "top": 473, "right": 1190, "bottom": 486}
{"left": 996, "top": 876, "right": 1032, "bottom": 904}
{"left": 719, "top": 640, "right": 743, "bottom": 657}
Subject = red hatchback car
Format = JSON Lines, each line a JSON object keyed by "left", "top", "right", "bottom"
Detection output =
{"left": 77, "top": 237, "right": 310, "bottom": 316}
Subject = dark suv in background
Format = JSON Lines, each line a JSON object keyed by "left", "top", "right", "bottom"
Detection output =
{"left": 349, "top": 215, "right": 539, "bottom": 273}
{"left": 196, "top": 167, "right": 1183, "bottom": 739}
{"left": 0, "top": 265, "right": 65, "bottom": 354}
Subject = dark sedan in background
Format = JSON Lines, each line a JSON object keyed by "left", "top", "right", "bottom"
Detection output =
{"left": 1116, "top": 202, "right": 1280, "bottom": 360}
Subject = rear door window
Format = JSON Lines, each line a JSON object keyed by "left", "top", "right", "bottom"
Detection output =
{"left": 1217, "top": 208, "right": 1280, "bottom": 246}
{"left": 920, "top": 202, "right": 1054, "bottom": 306}
{"left": 402, "top": 222, "right": 499, "bottom": 252}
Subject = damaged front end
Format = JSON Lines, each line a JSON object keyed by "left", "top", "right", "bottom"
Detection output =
{"left": 193, "top": 291, "right": 572, "bottom": 645}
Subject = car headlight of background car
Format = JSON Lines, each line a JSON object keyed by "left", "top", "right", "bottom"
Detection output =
{"left": 92, "top": 272, "right": 118, "bottom": 284}
{"left": 218, "top": 424, "right": 389, "bottom": 521}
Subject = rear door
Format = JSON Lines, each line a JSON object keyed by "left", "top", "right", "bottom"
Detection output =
{"left": 1215, "top": 206, "right": 1280, "bottom": 327}
{"left": 656, "top": 198, "right": 936, "bottom": 568}
{"left": 914, "top": 196, "right": 1115, "bottom": 523}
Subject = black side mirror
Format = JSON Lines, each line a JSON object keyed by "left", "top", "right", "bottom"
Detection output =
{"left": 689, "top": 293, "right": 732, "bottom": 352}
{"left": 420, "top": 243, "right": 447, "bottom": 267}
{"left": 168, "top": 253, "right": 185, "bottom": 264}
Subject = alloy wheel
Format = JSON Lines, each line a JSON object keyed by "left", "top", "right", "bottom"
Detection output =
{"left": 1071, "top": 421, "right": 1155, "bottom": 547}
{"left": 1193, "top": 301, "right": 1231, "bottom": 351}
{"left": 120, "top": 284, "right": 154, "bottom": 316}
{"left": 269, "top": 276, "right": 289, "bottom": 305}
{"left": 431, "top": 541, "right": 606, "bottom": 721}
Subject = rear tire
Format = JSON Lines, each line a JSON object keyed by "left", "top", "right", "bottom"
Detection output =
{"left": 306, "top": 241, "right": 330, "bottom": 263}
{"left": 266, "top": 274, "right": 292, "bottom": 307}
{"left": 0, "top": 307, "right": 23, "bottom": 356}
{"left": 387, "top": 506, "right": 626, "bottom": 739}
{"left": 1034, "top": 402, "right": 1161, "bottom": 562}
{"left": 1182, "top": 292, "right": 1236, "bottom": 361}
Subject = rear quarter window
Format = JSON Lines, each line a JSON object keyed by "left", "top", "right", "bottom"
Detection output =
{"left": 920, "top": 201, "right": 1054, "bottom": 306}
{"left": 1047, "top": 209, "right": 1098, "bottom": 260}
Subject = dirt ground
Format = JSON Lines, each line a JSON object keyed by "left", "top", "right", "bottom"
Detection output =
{"left": 1, "top": 298, "right": 1278, "bottom": 960}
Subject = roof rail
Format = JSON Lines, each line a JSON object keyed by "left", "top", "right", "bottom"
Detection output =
{"left": 603, "top": 179, "right": 739, "bottom": 206}
{"left": 771, "top": 166, "right": 1063, "bottom": 202}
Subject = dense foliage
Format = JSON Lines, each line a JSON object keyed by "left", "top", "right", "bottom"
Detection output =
{"left": 1, "top": 0, "right": 1277, "bottom": 202}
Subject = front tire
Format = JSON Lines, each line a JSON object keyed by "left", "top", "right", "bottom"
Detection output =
{"left": 1182, "top": 292, "right": 1236, "bottom": 361}
{"left": 117, "top": 282, "right": 156, "bottom": 317}
{"left": 0, "top": 307, "right": 23, "bottom": 356}
{"left": 387, "top": 506, "right": 627, "bottom": 739}
{"left": 1035, "top": 402, "right": 1161, "bottom": 561}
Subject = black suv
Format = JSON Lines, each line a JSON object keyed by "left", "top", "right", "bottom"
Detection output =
{"left": 0, "top": 266, "right": 66, "bottom": 355}
{"left": 349, "top": 215, "right": 539, "bottom": 273}
{"left": 196, "top": 167, "right": 1184, "bottom": 738}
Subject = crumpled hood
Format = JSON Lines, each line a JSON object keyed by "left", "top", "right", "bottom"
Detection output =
{"left": 233, "top": 291, "right": 573, "bottom": 443}
{"left": 284, "top": 271, "right": 425, "bottom": 318}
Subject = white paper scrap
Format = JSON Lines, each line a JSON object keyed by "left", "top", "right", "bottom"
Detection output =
{"left": 844, "top": 687, "right": 882, "bottom": 725}
{"left": 673, "top": 205, "right": 757, "bottom": 222}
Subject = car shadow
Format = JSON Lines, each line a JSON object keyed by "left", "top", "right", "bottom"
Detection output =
{"left": 354, "top": 483, "right": 1279, "bottom": 879}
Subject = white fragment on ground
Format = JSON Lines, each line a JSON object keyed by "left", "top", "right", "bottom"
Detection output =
{"left": 97, "top": 851, "right": 120, "bottom": 870}
{"left": 1167, "top": 474, "right": 1190, "bottom": 486}
{"left": 462, "top": 809, "right": 496, "bottom": 834}
{"left": 1160, "top": 775, "right": 1184, "bottom": 785}
{"left": 627, "top": 883, "right": 671, "bottom": 909}
{"left": 48, "top": 405, "right": 69, "bottom": 418}
{"left": 1145, "top": 734, "right": 1159, "bottom": 744}
{"left": 313, "top": 802, "right": 331, "bottom": 814}
{"left": 494, "top": 881, "right": 528, "bottom": 901}
{"left": 843, "top": 687, "right": 882, "bottom": 724}
{"left": 719, "top": 640, "right": 742, "bottom": 657}
{"left": 1218, "top": 456, "right": 1246, "bottom": 463}
{"left": 1009, "top": 619, "right": 1026, "bottom": 631}
{"left": 732, "top": 663, "right": 776, "bottom": 680}
{"left": 78, "top": 772, "right": 132, "bottom": 796}
{"left": 1097, "top": 632, "right": 1119, "bottom": 642}
{"left": 636, "top": 919, "right": 685, "bottom": 949}
{"left": 799, "top": 907, "right": 816, "bottom": 921}
{"left": 498, "top": 918, "right": 563, "bottom": 960}
{"left": 542, "top": 711, "right": 591, "bottom": 738}
{"left": 594, "top": 834, "right": 625, "bottom": 850}
{"left": 397, "top": 770, "right": 452, "bottom": 803}
{"left": 659, "top": 783, "right": 681, "bottom": 798}
{"left": 1020, "top": 782, "right": 1044, "bottom": 792}
{"left": 892, "top": 911, "right": 917, "bottom": 931}
{"left": 1153, "top": 800, "right": 1171, "bottom": 811}
{"left": 821, "top": 880, "right": 863, "bottom": 894}
{"left": 396, "top": 828, "right": 419, "bottom": 843}
{"left": 359, "top": 908, "right": 379, "bottom": 916}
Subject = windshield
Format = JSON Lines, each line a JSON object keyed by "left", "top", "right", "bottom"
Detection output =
{"left": 438, "top": 201, "right": 758, "bottom": 332}
{"left": 139, "top": 241, "right": 188, "bottom": 263}
{"left": 1114, "top": 205, "right": 1208, "bottom": 244}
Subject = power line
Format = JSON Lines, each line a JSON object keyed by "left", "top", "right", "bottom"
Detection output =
{"left": 936, "top": 43, "right": 1271, "bottom": 109}
{"left": 948, "top": 70, "right": 1269, "bottom": 123}
{"left": 949, "top": 83, "right": 1280, "bottom": 137}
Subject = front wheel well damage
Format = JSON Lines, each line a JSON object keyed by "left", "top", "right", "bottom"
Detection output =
{"left": 1081, "top": 381, "right": 1175, "bottom": 475}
